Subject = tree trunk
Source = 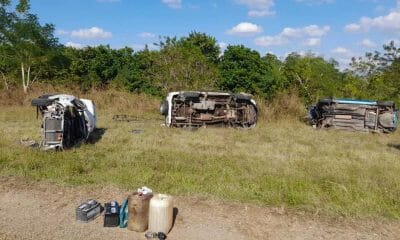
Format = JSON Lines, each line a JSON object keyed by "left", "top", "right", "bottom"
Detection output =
{"left": 21, "top": 62, "right": 32, "bottom": 94}
{"left": 21, "top": 62, "right": 28, "bottom": 93}
{"left": 27, "top": 65, "right": 31, "bottom": 91}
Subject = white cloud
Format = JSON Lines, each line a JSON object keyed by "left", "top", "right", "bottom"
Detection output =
{"left": 139, "top": 32, "right": 156, "bottom": 38}
{"left": 235, "top": 0, "right": 275, "bottom": 17}
{"left": 162, "top": 0, "right": 182, "bottom": 9}
{"left": 295, "top": 0, "right": 334, "bottom": 5}
{"left": 360, "top": 38, "right": 377, "bottom": 48}
{"left": 218, "top": 42, "right": 228, "bottom": 56}
{"left": 227, "top": 22, "right": 263, "bottom": 36}
{"left": 330, "top": 47, "right": 357, "bottom": 69}
{"left": 304, "top": 25, "right": 330, "bottom": 37}
{"left": 65, "top": 42, "right": 84, "bottom": 49}
{"left": 236, "top": 0, "right": 274, "bottom": 9}
{"left": 331, "top": 47, "right": 350, "bottom": 54}
{"left": 344, "top": 11, "right": 400, "bottom": 33}
{"left": 218, "top": 42, "right": 228, "bottom": 50}
{"left": 56, "top": 29, "right": 69, "bottom": 35}
{"left": 304, "top": 38, "right": 321, "bottom": 47}
{"left": 71, "top": 27, "right": 112, "bottom": 39}
{"left": 335, "top": 57, "right": 353, "bottom": 69}
{"left": 344, "top": 23, "right": 361, "bottom": 32}
{"left": 255, "top": 35, "right": 287, "bottom": 46}
{"left": 281, "top": 27, "right": 302, "bottom": 38}
{"left": 331, "top": 47, "right": 358, "bottom": 60}
{"left": 248, "top": 10, "right": 274, "bottom": 17}
{"left": 255, "top": 24, "right": 330, "bottom": 46}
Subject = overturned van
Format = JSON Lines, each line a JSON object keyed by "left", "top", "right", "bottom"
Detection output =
{"left": 309, "top": 98, "right": 398, "bottom": 133}
{"left": 31, "top": 94, "right": 96, "bottom": 150}
{"left": 160, "top": 91, "right": 258, "bottom": 128}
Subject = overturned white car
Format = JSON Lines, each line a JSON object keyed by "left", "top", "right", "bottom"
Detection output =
{"left": 31, "top": 94, "right": 96, "bottom": 150}
{"left": 160, "top": 91, "right": 258, "bottom": 128}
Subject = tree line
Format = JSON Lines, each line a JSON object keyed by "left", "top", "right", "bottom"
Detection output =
{"left": 1, "top": 0, "right": 399, "bottom": 105}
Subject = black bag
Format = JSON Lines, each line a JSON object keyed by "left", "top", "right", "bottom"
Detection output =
{"left": 104, "top": 201, "right": 120, "bottom": 227}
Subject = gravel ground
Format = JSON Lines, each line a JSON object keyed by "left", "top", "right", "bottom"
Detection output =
{"left": 0, "top": 176, "right": 399, "bottom": 240}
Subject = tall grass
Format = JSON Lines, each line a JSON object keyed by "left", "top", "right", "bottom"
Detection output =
{"left": 1, "top": 89, "right": 400, "bottom": 219}
{"left": 257, "top": 91, "right": 306, "bottom": 121}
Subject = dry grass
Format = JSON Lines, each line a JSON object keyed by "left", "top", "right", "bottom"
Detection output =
{"left": 0, "top": 85, "right": 161, "bottom": 111}
{"left": 1, "top": 89, "right": 400, "bottom": 219}
{"left": 256, "top": 91, "right": 306, "bottom": 121}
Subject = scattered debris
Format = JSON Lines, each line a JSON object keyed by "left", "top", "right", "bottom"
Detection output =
{"left": 131, "top": 129, "right": 144, "bottom": 134}
{"left": 145, "top": 231, "right": 167, "bottom": 240}
{"left": 113, "top": 115, "right": 141, "bottom": 122}
{"left": 113, "top": 115, "right": 163, "bottom": 123}
{"left": 20, "top": 137, "right": 38, "bottom": 148}
{"left": 388, "top": 143, "right": 400, "bottom": 150}
{"left": 138, "top": 186, "right": 153, "bottom": 195}
{"left": 160, "top": 91, "right": 258, "bottom": 129}
{"left": 182, "top": 125, "right": 199, "bottom": 132}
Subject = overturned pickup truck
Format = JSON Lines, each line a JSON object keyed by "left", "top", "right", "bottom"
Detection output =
{"left": 31, "top": 94, "right": 96, "bottom": 150}
{"left": 309, "top": 98, "right": 398, "bottom": 133}
{"left": 160, "top": 91, "right": 258, "bottom": 128}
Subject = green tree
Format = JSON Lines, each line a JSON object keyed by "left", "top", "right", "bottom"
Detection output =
{"left": 178, "top": 31, "right": 221, "bottom": 63}
{"left": 261, "top": 53, "right": 286, "bottom": 94}
{"left": 339, "top": 72, "right": 366, "bottom": 99}
{"left": 112, "top": 47, "right": 162, "bottom": 95}
{"left": 149, "top": 37, "right": 219, "bottom": 94}
{"left": 219, "top": 45, "right": 276, "bottom": 98}
{"left": 350, "top": 41, "right": 400, "bottom": 103}
{"left": 283, "top": 53, "right": 343, "bottom": 103}
{"left": 65, "top": 45, "right": 128, "bottom": 90}
{"left": 0, "top": 0, "right": 59, "bottom": 92}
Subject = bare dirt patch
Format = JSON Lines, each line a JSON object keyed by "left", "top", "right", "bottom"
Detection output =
{"left": 0, "top": 176, "right": 399, "bottom": 240}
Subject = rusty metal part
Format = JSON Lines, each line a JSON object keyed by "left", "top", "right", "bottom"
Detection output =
{"left": 166, "top": 92, "right": 257, "bottom": 128}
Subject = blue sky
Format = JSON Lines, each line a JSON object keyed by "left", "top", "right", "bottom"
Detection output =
{"left": 30, "top": 0, "right": 400, "bottom": 67}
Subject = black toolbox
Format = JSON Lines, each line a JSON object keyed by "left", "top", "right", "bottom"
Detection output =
{"left": 104, "top": 201, "right": 120, "bottom": 227}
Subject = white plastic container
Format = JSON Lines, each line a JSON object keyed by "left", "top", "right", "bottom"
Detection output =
{"left": 148, "top": 194, "right": 174, "bottom": 234}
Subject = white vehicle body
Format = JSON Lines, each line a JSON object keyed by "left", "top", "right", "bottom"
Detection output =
{"left": 32, "top": 94, "right": 96, "bottom": 150}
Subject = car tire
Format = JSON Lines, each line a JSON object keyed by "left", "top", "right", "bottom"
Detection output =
{"left": 160, "top": 101, "right": 169, "bottom": 116}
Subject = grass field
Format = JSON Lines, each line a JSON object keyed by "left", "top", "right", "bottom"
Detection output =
{"left": 1, "top": 91, "right": 400, "bottom": 219}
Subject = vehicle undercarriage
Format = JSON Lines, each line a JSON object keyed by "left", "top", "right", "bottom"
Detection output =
{"left": 309, "top": 98, "right": 398, "bottom": 133}
{"left": 161, "top": 92, "right": 258, "bottom": 128}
